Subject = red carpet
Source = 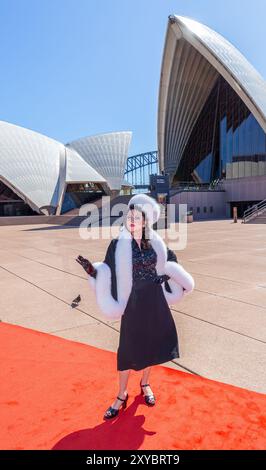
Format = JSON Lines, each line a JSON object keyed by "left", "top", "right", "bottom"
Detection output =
{"left": 1, "top": 321, "right": 266, "bottom": 450}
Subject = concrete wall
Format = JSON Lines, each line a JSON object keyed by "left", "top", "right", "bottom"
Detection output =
{"left": 170, "top": 190, "right": 227, "bottom": 221}
{"left": 222, "top": 175, "right": 266, "bottom": 202}
{"left": 0, "top": 215, "right": 80, "bottom": 226}
{"left": 226, "top": 161, "right": 266, "bottom": 179}
{"left": 1, "top": 180, "right": 265, "bottom": 225}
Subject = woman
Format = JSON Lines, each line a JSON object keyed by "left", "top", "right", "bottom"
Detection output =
{"left": 77, "top": 194, "right": 195, "bottom": 420}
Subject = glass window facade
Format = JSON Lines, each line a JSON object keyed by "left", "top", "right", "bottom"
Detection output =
{"left": 0, "top": 180, "right": 37, "bottom": 216}
{"left": 176, "top": 76, "right": 266, "bottom": 182}
{"left": 61, "top": 182, "right": 106, "bottom": 214}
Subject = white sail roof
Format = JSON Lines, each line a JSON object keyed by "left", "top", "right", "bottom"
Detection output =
{"left": 0, "top": 121, "right": 132, "bottom": 214}
{"left": 65, "top": 146, "right": 106, "bottom": 183}
{"left": 158, "top": 15, "right": 266, "bottom": 178}
{"left": 0, "top": 120, "right": 64, "bottom": 211}
{"left": 174, "top": 15, "right": 266, "bottom": 123}
{"left": 67, "top": 131, "right": 132, "bottom": 190}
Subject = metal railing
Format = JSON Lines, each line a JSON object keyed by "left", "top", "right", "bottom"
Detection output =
{"left": 170, "top": 178, "right": 223, "bottom": 192}
{"left": 242, "top": 199, "right": 266, "bottom": 223}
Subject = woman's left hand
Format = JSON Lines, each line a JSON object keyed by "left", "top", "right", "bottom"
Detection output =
{"left": 154, "top": 274, "right": 171, "bottom": 284}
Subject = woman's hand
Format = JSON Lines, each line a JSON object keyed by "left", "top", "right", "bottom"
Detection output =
{"left": 154, "top": 274, "right": 171, "bottom": 284}
{"left": 76, "top": 255, "right": 97, "bottom": 277}
{"left": 155, "top": 275, "right": 187, "bottom": 292}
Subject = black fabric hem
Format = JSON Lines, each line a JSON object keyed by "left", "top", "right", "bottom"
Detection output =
{"left": 117, "top": 351, "right": 180, "bottom": 371}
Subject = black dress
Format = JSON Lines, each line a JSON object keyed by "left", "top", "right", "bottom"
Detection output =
{"left": 116, "top": 237, "right": 180, "bottom": 371}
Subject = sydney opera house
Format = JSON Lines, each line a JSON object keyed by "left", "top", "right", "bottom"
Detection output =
{"left": 0, "top": 123, "right": 132, "bottom": 216}
{"left": 158, "top": 15, "right": 266, "bottom": 219}
{"left": 1, "top": 14, "right": 266, "bottom": 220}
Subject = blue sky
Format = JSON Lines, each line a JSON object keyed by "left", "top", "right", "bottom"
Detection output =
{"left": 0, "top": 0, "right": 265, "bottom": 156}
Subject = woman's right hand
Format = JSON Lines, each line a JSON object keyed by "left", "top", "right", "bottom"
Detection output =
{"left": 76, "top": 255, "right": 97, "bottom": 277}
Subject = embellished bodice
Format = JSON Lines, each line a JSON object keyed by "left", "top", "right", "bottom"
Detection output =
{"left": 91, "top": 236, "right": 171, "bottom": 285}
{"left": 131, "top": 237, "right": 170, "bottom": 285}
{"left": 131, "top": 237, "right": 158, "bottom": 282}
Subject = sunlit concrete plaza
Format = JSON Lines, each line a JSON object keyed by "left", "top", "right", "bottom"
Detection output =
{"left": 1, "top": 218, "right": 265, "bottom": 395}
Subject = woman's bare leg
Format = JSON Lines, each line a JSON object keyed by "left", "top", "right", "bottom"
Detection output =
{"left": 110, "top": 369, "right": 131, "bottom": 410}
{"left": 140, "top": 366, "right": 153, "bottom": 396}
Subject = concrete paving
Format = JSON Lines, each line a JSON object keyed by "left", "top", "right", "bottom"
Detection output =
{"left": 0, "top": 219, "right": 265, "bottom": 393}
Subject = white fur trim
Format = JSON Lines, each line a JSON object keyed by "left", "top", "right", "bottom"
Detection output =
{"left": 114, "top": 228, "right": 133, "bottom": 311}
{"left": 162, "top": 260, "right": 195, "bottom": 305}
{"left": 164, "top": 261, "right": 195, "bottom": 293}
{"left": 87, "top": 261, "right": 126, "bottom": 320}
{"left": 162, "top": 279, "right": 184, "bottom": 304}
{"left": 87, "top": 224, "right": 195, "bottom": 318}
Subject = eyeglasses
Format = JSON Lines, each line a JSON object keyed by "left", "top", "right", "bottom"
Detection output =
{"left": 126, "top": 212, "right": 142, "bottom": 221}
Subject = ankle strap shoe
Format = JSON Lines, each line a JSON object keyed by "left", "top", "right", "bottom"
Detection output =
{"left": 140, "top": 380, "right": 156, "bottom": 406}
{"left": 103, "top": 393, "right": 129, "bottom": 420}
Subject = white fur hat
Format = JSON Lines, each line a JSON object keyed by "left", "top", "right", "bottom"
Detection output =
{"left": 127, "top": 193, "right": 161, "bottom": 226}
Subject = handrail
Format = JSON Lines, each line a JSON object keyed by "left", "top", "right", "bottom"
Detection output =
{"left": 242, "top": 199, "right": 266, "bottom": 223}
{"left": 170, "top": 178, "right": 223, "bottom": 192}
{"left": 243, "top": 199, "right": 266, "bottom": 217}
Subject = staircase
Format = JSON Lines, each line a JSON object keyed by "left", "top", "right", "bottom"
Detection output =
{"left": 242, "top": 199, "right": 266, "bottom": 224}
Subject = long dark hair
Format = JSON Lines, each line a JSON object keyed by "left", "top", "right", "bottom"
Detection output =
{"left": 123, "top": 203, "right": 151, "bottom": 249}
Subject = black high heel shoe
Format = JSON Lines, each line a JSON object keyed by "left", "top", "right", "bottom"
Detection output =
{"left": 103, "top": 393, "right": 129, "bottom": 420}
{"left": 140, "top": 380, "right": 156, "bottom": 406}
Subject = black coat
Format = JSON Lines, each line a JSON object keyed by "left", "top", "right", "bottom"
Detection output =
{"left": 103, "top": 238, "right": 178, "bottom": 302}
